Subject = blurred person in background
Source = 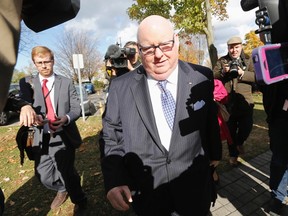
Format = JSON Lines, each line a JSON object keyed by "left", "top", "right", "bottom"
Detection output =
{"left": 0, "top": 0, "right": 23, "bottom": 113}
{"left": 241, "top": 1, "right": 288, "bottom": 215}
{"left": 213, "top": 36, "right": 255, "bottom": 167}
{"left": 124, "top": 41, "right": 141, "bottom": 70}
{"left": 1, "top": 93, "right": 38, "bottom": 216}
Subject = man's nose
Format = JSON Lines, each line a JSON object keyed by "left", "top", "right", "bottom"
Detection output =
{"left": 154, "top": 47, "right": 164, "bottom": 58}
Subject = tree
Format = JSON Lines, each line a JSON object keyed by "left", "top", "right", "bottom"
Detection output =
{"left": 19, "top": 23, "right": 36, "bottom": 56}
{"left": 23, "top": 62, "right": 38, "bottom": 76}
{"left": 54, "top": 29, "right": 102, "bottom": 83}
{"left": 127, "top": 0, "right": 229, "bottom": 68}
{"left": 179, "top": 40, "right": 198, "bottom": 64}
{"left": 11, "top": 69, "right": 26, "bottom": 83}
{"left": 243, "top": 31, "right": 264, "bottom": 56}
{"left": 178, "top": 35, "right": 205, "bottom": 64}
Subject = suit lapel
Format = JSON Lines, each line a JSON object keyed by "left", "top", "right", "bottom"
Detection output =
{"left": 169, "top": 61, "right": 203, "bottom": 150}
{"left": 130, "top": 62, "right": 206, "bottom": 153}
{"left": 131, "top": 70, "right": 164, "bottom": 152}
{"left": 32, "top": 75, "right": 46, "bottom": 113}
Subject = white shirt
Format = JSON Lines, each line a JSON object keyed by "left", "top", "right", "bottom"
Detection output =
{"left": 147, "top": 66, "right": 178, "bottom": 151}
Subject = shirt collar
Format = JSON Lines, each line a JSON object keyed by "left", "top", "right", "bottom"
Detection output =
{"left": 39, "top": 73, "right": 55, "bottom": 83}
{"left": 167, "top": 65, "right": 178, "bottom": 85}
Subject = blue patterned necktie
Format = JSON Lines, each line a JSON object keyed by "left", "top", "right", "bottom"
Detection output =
{"left": 158, "top": 80, "right": 176, "bottom": 130}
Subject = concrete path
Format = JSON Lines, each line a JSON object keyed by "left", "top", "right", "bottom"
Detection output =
{"left": 210, "top": 151, "right": 288, "bottom": 216}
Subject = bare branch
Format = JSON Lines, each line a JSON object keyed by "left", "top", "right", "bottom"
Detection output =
{"left": 53, "top": 29, "right": 102, "bottom": 82}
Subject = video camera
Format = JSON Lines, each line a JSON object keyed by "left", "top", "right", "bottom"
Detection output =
{"left": 245, "top": 0, "right": 288, "bottom": 85}
{"left": 255, "top": 6, "right": 272, "bottom": 44}
{"left": 105, "top": 44, "right": 136, "bottom": 69}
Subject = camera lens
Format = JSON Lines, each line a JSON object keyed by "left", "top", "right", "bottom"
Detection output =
{"left": 229, "top": 60, "right": 239, "bottom": 78}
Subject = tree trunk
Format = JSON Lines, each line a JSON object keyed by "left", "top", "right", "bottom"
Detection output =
{"left": 205, "top": 0, "right": 218, "bottom": 69}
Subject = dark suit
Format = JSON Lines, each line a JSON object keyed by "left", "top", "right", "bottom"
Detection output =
{"left": 19, "top": 74, "right": 86, "bottom": 204}
{"left": 101, "top": 60, "right": 222, "bottom": 215}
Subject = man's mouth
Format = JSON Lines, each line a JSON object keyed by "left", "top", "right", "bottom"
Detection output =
{"left": 154, "top": 59, "right": 166, "bottom": 66}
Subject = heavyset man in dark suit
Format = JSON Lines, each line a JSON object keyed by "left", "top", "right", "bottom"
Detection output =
{"left": 19, "top": 46, "right": 87, "bottom": 215}
{"left": 100, "top": 15, "right": 222, "bottom": 216}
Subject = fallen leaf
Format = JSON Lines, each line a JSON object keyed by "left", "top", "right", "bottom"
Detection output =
{"left": 3, "top": 177, "right": 10, "bottom": 182}
{"left": 19, "top": 170, "right": 26, "bottom": 174}
{"left": 22, "top": 176, "right": 29, "bottom": 181}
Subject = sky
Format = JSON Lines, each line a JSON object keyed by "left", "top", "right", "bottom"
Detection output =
{"left": 15, "top": 0, "right": 258, "bottom": 70}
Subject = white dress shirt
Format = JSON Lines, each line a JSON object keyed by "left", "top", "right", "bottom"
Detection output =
{"left": 147, "top": 66, "right": 178, "bottom": 151}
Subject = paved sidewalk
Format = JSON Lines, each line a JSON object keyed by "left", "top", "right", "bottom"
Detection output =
{"left": 210, "top": 151, "right": 288, "bottom": 216}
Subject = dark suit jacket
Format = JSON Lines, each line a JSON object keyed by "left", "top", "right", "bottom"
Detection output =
{"left": 101, "top": 60, "right": 222, "bottom": 193}
{"left": 5, "top": 93, "right": 30, "bottom": 112}
{"left": 19, "top": 74, "right": 82, "bottom": 148}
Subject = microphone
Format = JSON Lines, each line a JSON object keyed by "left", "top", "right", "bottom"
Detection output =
{"left": 104, "top": 44, "right": 122, "bottom": 59}
{"left": 240, "top": 0, "right": 258, "bottom": 11}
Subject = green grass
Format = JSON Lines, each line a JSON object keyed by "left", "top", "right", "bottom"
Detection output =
{"left": 0, "top": 116, "right": 134, "bottom": 216}
{"left": 0, "top": 93, "right": 269, "bottom": 215}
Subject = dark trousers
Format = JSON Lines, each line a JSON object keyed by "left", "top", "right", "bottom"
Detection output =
{"left": 34, "top": 133, "right": 86, "bottom": 204}
{"left": 129, "top": 155, "right": 213, "bottom": 216}
{"left": 269, "top": 119, "right": 288, "bottom": 198}
{"left": 227, "top": 106, "right": 253, "bottom": 157}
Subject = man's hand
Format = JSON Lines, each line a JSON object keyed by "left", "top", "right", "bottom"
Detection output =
{"left": 50, "top": 115, "right": 68, "bottom": 130}
{"left": 237, "top": 66, "right": 245, "bottom": 77}
{"left": 210, "top": 160, "right": 220, "bottom": 167}
{"left": 107, "top": 186, "right": 132, "bottom": 211}
{"left": 127, "top": 60, "right": 134, "bottom": 71}
{"left": 222, "top": 63, "right": 230, "bottom": 73}
{"left": 19, "top": 105, "right": 37, "bottom": 127}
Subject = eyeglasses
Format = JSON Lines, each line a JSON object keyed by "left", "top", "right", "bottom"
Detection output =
{"left": 34, "top": 60, "right": 53, "bottom": 66}
{"left": 138, "top": 37, "right": 175, "bottom": 56}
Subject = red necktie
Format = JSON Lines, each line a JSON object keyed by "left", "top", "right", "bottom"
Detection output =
{"left": 42, "top": 79, "right": 56, "bottom": 124}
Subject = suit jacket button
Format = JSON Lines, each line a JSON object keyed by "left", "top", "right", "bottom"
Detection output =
{"left": 166, "top": 158, "right": 171, "bottom": 164}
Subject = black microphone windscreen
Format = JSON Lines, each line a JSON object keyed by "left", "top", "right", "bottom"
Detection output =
{"left": 105, "top": 45, "right": 121, "bottom": 59}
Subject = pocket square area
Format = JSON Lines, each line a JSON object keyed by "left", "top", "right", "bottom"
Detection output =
{"left": 193, "top": 100, "right": 205, "bottom": 111}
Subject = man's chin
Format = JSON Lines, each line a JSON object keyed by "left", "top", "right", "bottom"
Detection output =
{"left": 152, "top": 70, "right": 172, "bottom": 80}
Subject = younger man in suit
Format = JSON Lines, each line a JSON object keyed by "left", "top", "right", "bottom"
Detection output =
{"left": 100, "top": 15, "right": 222, "bottom": 216}
{"left": 19, "top": 46, "right": 86, "bottom": 215}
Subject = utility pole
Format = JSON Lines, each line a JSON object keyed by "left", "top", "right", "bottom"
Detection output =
{"left": 72, "top": 54, "right": 85, "bottom": 121}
